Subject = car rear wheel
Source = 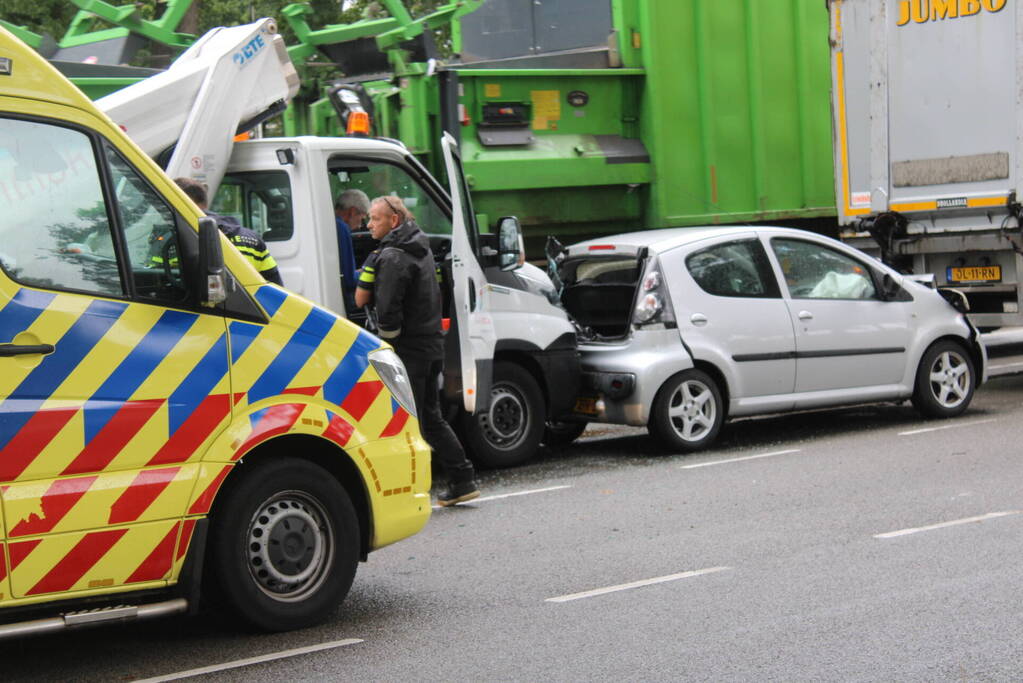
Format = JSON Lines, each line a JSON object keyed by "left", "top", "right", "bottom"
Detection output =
{"left": 206, "top": 458, "right": 359, "bottom": 632}
{"left": 463, "top": 361, "right": 545, "bottom": 468}
{"left": 911, "top": 340, "right": 975, "bottom": 418}
{"left": 649, "top": 369, "right": 724, "bottom": 452}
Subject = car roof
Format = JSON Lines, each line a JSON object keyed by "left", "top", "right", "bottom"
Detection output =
{"left": 567, "top": 225, "right": 825, "bottom": 255}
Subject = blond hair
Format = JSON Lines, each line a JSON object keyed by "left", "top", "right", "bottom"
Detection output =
{"left": 371, "top": 195, "right": 413, "bottom": 223}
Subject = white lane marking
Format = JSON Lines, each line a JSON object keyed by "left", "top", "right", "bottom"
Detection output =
{"left": 874, "top": 511, "right": 1022, "bottom": 539}
{"left": 432, "top": 485, "right": 571, "bottom": 509}
{"left": 546, "top": 567, "right": 731, "bottom": 603}
{"left": 898, "top": 418, "right": 997, "bottom": 436}
{"left": 680, "top": 449, "right": 801, "bottom": 469}
{"left": 132, "top": 639, "right": 363, "bottom": 682}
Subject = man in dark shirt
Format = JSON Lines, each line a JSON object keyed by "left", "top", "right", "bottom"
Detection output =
{"left": 334, "top": 189, "right": 367, "bottom": 310}
{"left": 356, "top": 195, "right": 479, "bottom": 506}
{"left": 174, "top": 177, "right": 283, "bottom": 286}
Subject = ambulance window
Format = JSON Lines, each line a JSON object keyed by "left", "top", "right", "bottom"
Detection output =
{"left": 0, "top": 117, "right": 124, "bottom": 297}
{"left": 104, "top": 147, "right": 189, "bottom": 304}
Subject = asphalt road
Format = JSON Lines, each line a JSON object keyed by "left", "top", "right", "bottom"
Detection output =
{"left": 8, "top": 375, "right": 1023, "bottom": 682}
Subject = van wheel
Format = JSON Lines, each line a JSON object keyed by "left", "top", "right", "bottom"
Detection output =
{"left": 463, "top": 362, "right": 545, "bottom": 468}
{"left": 542, "top": 420, "right": 587, "bottom": 447}
{"left": 206, "top": 458, "right": 359, "bottom": 632}
{"left": 912, "top": 340, "right": 975, "bottom": 418}
{"left": 649, "top": 369, "right": 723, "bottom": 452}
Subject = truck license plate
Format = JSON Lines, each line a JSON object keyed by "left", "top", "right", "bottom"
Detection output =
{"left": 947, "top": 266, "right": 1001, "bottom": 283}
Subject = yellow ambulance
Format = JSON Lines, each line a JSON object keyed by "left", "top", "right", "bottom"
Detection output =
{"left": 0, "top": 27, "right": 430, "bottom": 637}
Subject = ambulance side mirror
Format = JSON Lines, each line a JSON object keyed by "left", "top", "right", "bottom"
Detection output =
{"left": 197, "top": 217, "right": 227, "bottom": 306}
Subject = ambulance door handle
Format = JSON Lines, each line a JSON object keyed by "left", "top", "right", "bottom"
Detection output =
{"left": 468, "top": 278, "right": 477, "bottom": 312}
{"left": 0, "top": 343, "right": 54, "bottom": 357}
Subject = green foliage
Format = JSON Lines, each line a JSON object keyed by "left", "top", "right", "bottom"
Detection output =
{"left": 4, "top": 1, "right": 450, "bottom": 46}
{"left": 3, "top": 0, "right": 81, "bottom": 41}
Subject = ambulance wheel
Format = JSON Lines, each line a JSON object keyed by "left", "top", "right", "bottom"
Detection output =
{"left": 206, "top": 458, "right": 359, "bottom": 632}
{"left": 463, "top": 362, "right": 545, "bottom": 469}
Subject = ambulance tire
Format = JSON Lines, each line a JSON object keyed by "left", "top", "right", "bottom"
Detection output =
{"left": 206, "top": 458, "right": 359, "bottom": 632}
{"left": 462, "top": 362, "right": 545, "bottom": 469}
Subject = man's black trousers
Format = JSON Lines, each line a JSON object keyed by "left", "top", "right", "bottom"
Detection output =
{"left": 402, "top": 356, "right": 476, "bottom": 483}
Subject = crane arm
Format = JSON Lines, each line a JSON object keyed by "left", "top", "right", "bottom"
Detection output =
{"left": 96, "top": 18, "right": 299, "bottom": 198}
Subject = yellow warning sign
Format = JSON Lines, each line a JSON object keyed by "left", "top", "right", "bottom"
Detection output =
{"left": 531, "top": 90, "right": 561, "bottom": 130}
{"left": 484, "top": 83, "right": 502, "bottom": 98}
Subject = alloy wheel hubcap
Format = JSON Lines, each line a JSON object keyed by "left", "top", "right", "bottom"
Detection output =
{"left": 929, "top": 351, "right": 970, "bottom": 408}
{"left": 667, "top": 380, "right": 716, "bottom": 441}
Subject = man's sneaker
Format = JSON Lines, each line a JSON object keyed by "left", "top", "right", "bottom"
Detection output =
{"left": 437, "top": 479, "right": 480, "bottom": 507}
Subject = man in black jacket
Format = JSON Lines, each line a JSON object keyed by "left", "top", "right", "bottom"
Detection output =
{"left": 356, "top": 195, "right": 480, "bottom": 506}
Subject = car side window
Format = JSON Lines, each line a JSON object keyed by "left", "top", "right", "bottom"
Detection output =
{"left": 771, "top": 238, "right": 876, "bottom": 300}
{"left": 0, "top": 117, "right": 124, "bottom": 297}
{"left": 104, "top": 146, "right": 189, "bottom": 305}
{"left": 685, "top": 239, "right": 779, "bottom": 298}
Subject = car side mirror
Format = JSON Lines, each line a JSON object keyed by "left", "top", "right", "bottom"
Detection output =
{"left": 497, "top": 216, "right": 525, "bottom": 271}
{"left": 880, "top": 272, "right": 900, "bottom": 301}
{"left": 197, "top": 216, "right": 227, "bottom": 306}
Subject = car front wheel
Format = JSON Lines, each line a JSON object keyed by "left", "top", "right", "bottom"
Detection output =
{"left": 912, "top": 340, "right": 976, "bottom": 418}
{"left": 649, "top": 369, "right": 724, "bottom": 452}
{"left": 206, "top": 458, "right": 360, "bottom": 632}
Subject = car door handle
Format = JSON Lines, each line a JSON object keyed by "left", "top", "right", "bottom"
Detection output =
{"left": 0, "top": 343, "right": 54, "bottom": 356}
{"left": 797, "top": 310, "right": 813, "bottom": 321}
{"left": 690, "top": 313, "right": 708, "bottom": 326}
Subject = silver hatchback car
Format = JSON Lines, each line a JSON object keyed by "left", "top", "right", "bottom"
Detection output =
{"left": 553, "top": 226, "right": 987, "bottom": 452}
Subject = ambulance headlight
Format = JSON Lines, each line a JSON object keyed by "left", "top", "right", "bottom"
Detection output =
{"left": 369, "top": 348, "right": 417, "bottom": 418}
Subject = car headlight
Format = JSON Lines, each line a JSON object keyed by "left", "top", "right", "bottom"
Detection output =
{"left": 368, "top": 348, "right": 417, "bottom": 418}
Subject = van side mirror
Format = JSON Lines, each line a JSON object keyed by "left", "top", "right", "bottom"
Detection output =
{"left": 197, "top": 216, "right": 227, "bottom": 306}
{"left": 497, "top": 216, "right": 525, "bottom": 271}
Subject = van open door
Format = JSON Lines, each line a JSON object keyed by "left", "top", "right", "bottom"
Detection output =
{"left": 441, "top": 132, "right": 496, "bottom": 414}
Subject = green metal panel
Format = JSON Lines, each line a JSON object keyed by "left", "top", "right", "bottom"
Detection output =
{"left": 435, "top": 0, "right": 836, "bottom": 244}
{"left": 450, "top": 68, "right": 651, "bottom": 240}
{"left": 639, "top": 0, "right": 835, "bottom": 227}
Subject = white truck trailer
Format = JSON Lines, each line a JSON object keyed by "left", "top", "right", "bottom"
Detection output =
{"left": 98, "top": 20, "right": 580, "bottom": 468}
{"left": 829, "top": 0, "right": 1023, "bottom": 370}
